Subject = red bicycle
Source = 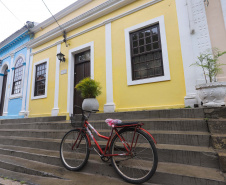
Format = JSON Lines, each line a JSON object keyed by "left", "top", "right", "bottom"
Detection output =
{"left": 60, "top": 106, "right": 158, "bottom": 184}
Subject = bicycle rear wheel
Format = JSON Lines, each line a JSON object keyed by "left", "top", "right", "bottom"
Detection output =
{"left": 110, "top": 128, "right": 158, "bottom": 184}
{"left": 60, "top": 129, "right": 90, "bottom": 171}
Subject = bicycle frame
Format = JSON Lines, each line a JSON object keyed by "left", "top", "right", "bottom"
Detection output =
{"left": 78, "top": 120, "right": 143, "bottom": 157}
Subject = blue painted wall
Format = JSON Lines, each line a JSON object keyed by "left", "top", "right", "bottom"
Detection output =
{"left": 0, "top": 31, "right": 31, "bottom": 119}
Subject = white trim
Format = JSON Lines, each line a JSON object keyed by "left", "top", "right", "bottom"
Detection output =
{"left": 9, "top": 54, "right": 26, "bottom": 99}
{"left": 28, "top": 0, "right": 162, "bottom": 49}
{"left": 31, "top": 58, "right": 49, "bottom": 100}
{"left": 0, "top": 62, "right": 10, "bottom": 106}
{"left": 3, "top": 57, "right": 14, "bottom": 115}
{"left": 104, "top": 23, "right": 115, "bottom": 113}
{"left": 67, "top": 41, "right": 94, "bottom": 115}
{"left": 20, "top": 48, "right": 30, "bottom": 115}
{"left": 125, "top": 15, "right": 170, "bottom": 86}
{"left": 175, "top": 0, "right": 212, "bottom": 107}
{"left": 30, "top": 0, "right": 162, "bottom": 56}
{"left": 25, "top": 55, "right": 33, "bottom": 114}
{"left": 0, "top": 43, "right": 28, "bottom": 61}
{"left": 52, "top": 44, "right": 61, "bottom": 116}
{"left": 30, "top": 0, "right": 92, "bottom": 33}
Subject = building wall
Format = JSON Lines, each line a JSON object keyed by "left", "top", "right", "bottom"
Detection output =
{"left": 28, "top": 0, "right": 186, "bottom": 118}
{"left": 0, "top": 34, "right": 30, "bottom": 118}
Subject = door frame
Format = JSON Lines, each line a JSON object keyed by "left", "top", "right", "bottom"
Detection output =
{"left": 0, "top": 62, "right": 10, "bottom": 115}
{"left": 67, "top": 41, "right": 94, "bottom": 115}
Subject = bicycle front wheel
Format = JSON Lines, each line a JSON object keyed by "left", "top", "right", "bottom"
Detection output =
{"left": 110, "top": 128, "right": 158, "bottom": 184}
{"left": 60, "top": 129, "right": 90, "bottom": 171}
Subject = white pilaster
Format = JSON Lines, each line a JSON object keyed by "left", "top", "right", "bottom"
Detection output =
{"left": 25, "top": 54, "right": 33, "bottom": 116}
{"left": 20, "top": 48, "right": 30, "bottom": 116}
{"left": 3, "top": 54, "right": 14, "bottom": 115}
{"left": 104, "top": 23, "right": 115, "bottom": 112}
{"left": 176, "top": 0, "right": 212, "bottom": 107}
{"left": 52, "top": 43, "right": 61, "bottom": 116}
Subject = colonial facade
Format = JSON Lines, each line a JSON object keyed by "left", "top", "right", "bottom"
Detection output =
{"left": 0, "top": 24, "right": 34, "bottom": 118}
{"left": 24, "top": 0, "right": 186, "bottom": 118}
{"left": 1, "top": 0, "right": 225, "bottom": 119}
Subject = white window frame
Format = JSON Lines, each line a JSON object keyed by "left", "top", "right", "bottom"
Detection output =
{"left": 31, "top": 58, "right": 49, "bottom": 100}
{"left": 10, "top": 54, "right": 25, "bottom": 99}
{"left": 125, "top": 15, "right": 170, "bottom": 86}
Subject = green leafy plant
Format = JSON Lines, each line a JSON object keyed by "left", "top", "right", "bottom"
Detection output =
{"left": 191, "top": 48, "right": 226, "bottom": 83}
{"left": 75, "top": 77, "right": 102, "bottom": 98}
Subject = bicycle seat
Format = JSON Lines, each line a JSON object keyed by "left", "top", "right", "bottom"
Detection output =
{"left": 105, "top": 119, "right": 139, "bottom": 127}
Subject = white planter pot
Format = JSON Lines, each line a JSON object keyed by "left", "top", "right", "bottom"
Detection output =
{"left": 196, "top": 82, "right": 226, "bottom": 107}
{"left": 82, "top": 98, "right": 99, "bottom": 111}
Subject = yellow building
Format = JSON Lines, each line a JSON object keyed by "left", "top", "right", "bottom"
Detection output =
{"left": 26, "top": 0, "right": 186, "bottom": 118}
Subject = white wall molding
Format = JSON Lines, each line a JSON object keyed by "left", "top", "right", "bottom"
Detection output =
{"left": 25, "top": 55, "right": 33, "bottom": 115}
{"left": 104, "top": 23, "right": 115, "bottom": 113}
{"left": 9, "top": 54, "right": 26, "bottom": 100}
{"left": 176, "top": 0, "right": 212, "bottom": 107}
{"left": 0, "top": 43, "right": 28, "bottom": 61}
{"left": 125, "top": 15, "right": 170, "bottom": 86}
{"left": 31, "top": 58, "right": 49, "bottom": 100}
{"left": 30, "top": 0, "right": 162, "bottom": 56}
{"left": 67, "top": 41, "right": 94, "bottom": 115}
{"left": 28, "top": 0, "right": 161, "bottom": 50}
{"left": 20, "top": 48, "right": 30, "bottom": 116}
{"left": 30, "top": 0, "right": 92, "bottom": 33}
{"left": 3, "top": 57, "right": 14, "bottom": 115}
{"left": 52, "top": 44, "right": 61, "bottom": 116}
{"left": 0, "top": 62, "right": 10, "bottom": 105}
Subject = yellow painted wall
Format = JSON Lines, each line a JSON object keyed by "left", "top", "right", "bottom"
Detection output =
{"left": 111, "top": 0, "right": 186, "bottom": 111}
{"left": 58, "top": 26, "right": 106, "bottom": 116}
{"left": 29, "top": 46, "right": 56, "bottom": 117}
{"left": 29, "top": 0, "right": 186, "bottom": 117}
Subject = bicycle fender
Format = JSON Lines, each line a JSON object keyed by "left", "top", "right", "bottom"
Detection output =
{"left": 139, "top": 128, "right": 157, "bottom": 144}
{"left": 77, "top": 128, "right": 91, "bottom": 147}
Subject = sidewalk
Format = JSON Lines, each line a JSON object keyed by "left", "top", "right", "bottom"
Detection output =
{"left": 0, "top": 177, "right": 27, "bottom": 185}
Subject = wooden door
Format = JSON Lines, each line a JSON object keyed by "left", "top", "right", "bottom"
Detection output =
{"left": 0, "top": 67, "right": 8, "bottom": 116}
{"left": 74, "top": 50, "right": 90, "bottom": 114}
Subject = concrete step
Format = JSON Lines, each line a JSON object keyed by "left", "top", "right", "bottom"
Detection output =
{"left": 0, "top": 129, "right": 211, "bottom": 147}
{"left": 211, "top": 134, "right": 226, "bottom": 150}
{"left": 0, "top": 137, "right": 219, "bottom": 169}
{"left": 0, "top": 153, "right": 224, "bottom": 185}
{"left": 0, "top": 116, "right": 66, "bottom": 124}
{"left": 89, "top": 118, "right": 208, "bottom": 132}
{"left": 74, "top": 108, "right": 204, "bottom": 120}
{"left": 0, "top": 118, "right": 208, "bottom": 132}
{"left": 208, "top": 119, "right": 226, "bottom": 134}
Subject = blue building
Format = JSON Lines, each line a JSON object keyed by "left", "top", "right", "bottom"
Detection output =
{"left": 0, "top": 23, "right": 34, "bottom": 119}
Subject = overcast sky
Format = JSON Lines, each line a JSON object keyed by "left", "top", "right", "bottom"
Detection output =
{"left": 0, "top": 0, "right": 77, "bottom": 42}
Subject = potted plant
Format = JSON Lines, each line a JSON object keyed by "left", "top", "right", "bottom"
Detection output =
{"left": 75, "top": 77, "right": 102, "bottom": 111}
{"left": 191, "top": 48, "right": 226, "bottom": 107}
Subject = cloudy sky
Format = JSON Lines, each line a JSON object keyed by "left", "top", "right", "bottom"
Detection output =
{"left": 0, "top": 0, "right": 77, "bottom": 42}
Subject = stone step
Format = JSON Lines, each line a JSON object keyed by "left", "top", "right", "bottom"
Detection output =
{"left": 0, "top": 129, "right": 211, "bottom": 147}
{"left": 0, "top": 116, "right": 66, "bottom": 124}
{"left": 208, "top": 119, "right": 226, "bottom": 134}
{"left": 0, "top": 136, "right": 219, "bottom": 169}
{"left": 211, "top": 134, "right": 226, "bottom": 150}
{"left": 74, "top": 108, "right": 204, "bottom": 120}
{"left": 0, "top": 119, "right": 208, "bottom": 132}
{"left": 0, "top": 153, "right": 224, "bottom": 185}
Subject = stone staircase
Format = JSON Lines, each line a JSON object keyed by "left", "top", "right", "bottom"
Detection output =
{"left": 0, "top": 109, "right": 225, "bottom": 185}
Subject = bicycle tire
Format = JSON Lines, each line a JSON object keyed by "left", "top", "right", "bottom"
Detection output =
{"left": 110, "top": 128, "right": 158, "bottom": 184}
{"left": 60, "top": 129, "right": 90, "bottom": 171}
